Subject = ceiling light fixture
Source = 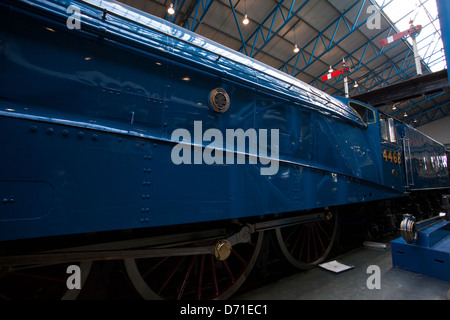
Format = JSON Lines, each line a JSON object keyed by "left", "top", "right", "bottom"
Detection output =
{"left": 328, "top": 66, "right": 333, "bottom": 74}
{"left": 168, "top": 3, "right": 175, "bottom": 15}
{"left": 292, "top": 23, "right": 301, "bottom": 54}
{"left": 242, "top": 0, "right": 249, "bottom": 25}
{"left": 243, "top": 13, "right": 249, "bottom": 25}
{"left": 353, "top": 81, "right": 358, "bottom": 88}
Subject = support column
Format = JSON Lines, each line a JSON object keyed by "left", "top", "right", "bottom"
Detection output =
{"left": 436, "top": 0, "right": 450, "bottom": 86}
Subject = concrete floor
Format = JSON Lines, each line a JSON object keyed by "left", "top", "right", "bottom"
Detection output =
{"left": 234, "top": 240, "right": 450, "bottom": 300}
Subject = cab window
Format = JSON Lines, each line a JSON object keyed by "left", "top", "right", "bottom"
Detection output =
{"left": 380, "top": 114, "right": 397, "bottom": 143}
{"left": 380, "top": 115, "right": 388, "bottom": 141}
{"left": 388, "top": 118, "right": 397, "bottom": 143}
{"left": 349, "top": 101, "right": 376, "bottom": 124}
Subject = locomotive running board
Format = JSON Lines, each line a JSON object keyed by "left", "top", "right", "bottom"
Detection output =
{"left": 0, "top": 213, "right": 324, "bottom": 267}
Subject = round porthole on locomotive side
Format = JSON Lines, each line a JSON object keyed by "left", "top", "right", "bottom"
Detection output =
{"left": 209, "top": 88, "right": 230, "bottom": 113}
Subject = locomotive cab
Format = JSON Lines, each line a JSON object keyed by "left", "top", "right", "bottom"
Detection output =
{"left": 344, "top": 98, "right": 407, "bottom": 193}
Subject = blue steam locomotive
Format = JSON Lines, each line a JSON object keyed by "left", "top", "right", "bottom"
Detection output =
{"left": 0, "top": 0, "right": 448, "bottom": 300}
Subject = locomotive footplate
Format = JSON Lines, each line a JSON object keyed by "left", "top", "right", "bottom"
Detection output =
{"left": 391, "top": 212, "right": 450, "bottom": 281}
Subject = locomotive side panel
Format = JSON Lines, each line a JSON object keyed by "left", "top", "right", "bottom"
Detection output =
{"left": 402, "top": 125, "right": 450, "bottom": 190}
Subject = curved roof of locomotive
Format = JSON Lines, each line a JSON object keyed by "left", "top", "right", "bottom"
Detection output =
{"left": 42, "top": 0, "right": 367, "bottom": 127}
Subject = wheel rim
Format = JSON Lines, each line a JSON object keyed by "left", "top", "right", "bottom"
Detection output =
{"left": 275, "top": 212, "right": 337, "bottom": 270}
{"left": 0, "top": 261, "right": 92, "bottom": 300}
{"left": 124, "top": 231, "right": 264, "bottom": 300}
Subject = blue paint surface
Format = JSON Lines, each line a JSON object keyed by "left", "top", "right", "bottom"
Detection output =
{"left": 0, "top": 0, "right": 448, "bottom": 241}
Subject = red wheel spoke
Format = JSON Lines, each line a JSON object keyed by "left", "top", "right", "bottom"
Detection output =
{"left": 0, "top": 293, "right": 10, "bottom": 300}
{"left": 142, "top": 256, "right": 169, "bottom": 279}
{"left": 196, "top": 255, "right": 206, "bottom": 300}
{"left": 222, "top": 260, "right": 236, "bottom": 284}
{"left": 316, "top": 221, "right": 332, "bottom": 241}
{"left": 177, "top": 256, "right": 197, "bottom": 300}
{"left": 209, "top": 254, "right": 219, "bottom": 297}
{"left": 306, "top": 225, "right": 312, "bottom": 263}
{"left": 8, "top": 272, "right": 66, "bottom": 284}
{"left": 157, "top": 257, "right": 186, "bottom": 295}
{"left": 284, "top": 225, "right": 300, "bottom": 243}
{"left": 231, "top": 248, "right": 248, "bottom": 267}
{"left": 313, "top": 223, "right": 325, "bottom": 255}
{"left": 311, "top": 224, "right": 319, "bottom": 260}
{"left": 297, "top": 226, "right": 307, "bottom": 262}
{"left": 289, "top": 226, "right": 303, "bottom": 256}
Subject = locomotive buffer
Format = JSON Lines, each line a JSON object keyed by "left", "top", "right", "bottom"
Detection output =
{"left": 391, "top": 196, "right": 450, "bottom": 281}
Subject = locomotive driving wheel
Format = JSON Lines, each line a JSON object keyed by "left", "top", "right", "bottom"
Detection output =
{"left": 124, "top": 231, "right": 264, "bottom": 300}
{"left": 275, "top": 210, "right": 338, "bottom": 270}
{"left": 0, "top": 261, "right": 92, "bottom": 300}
